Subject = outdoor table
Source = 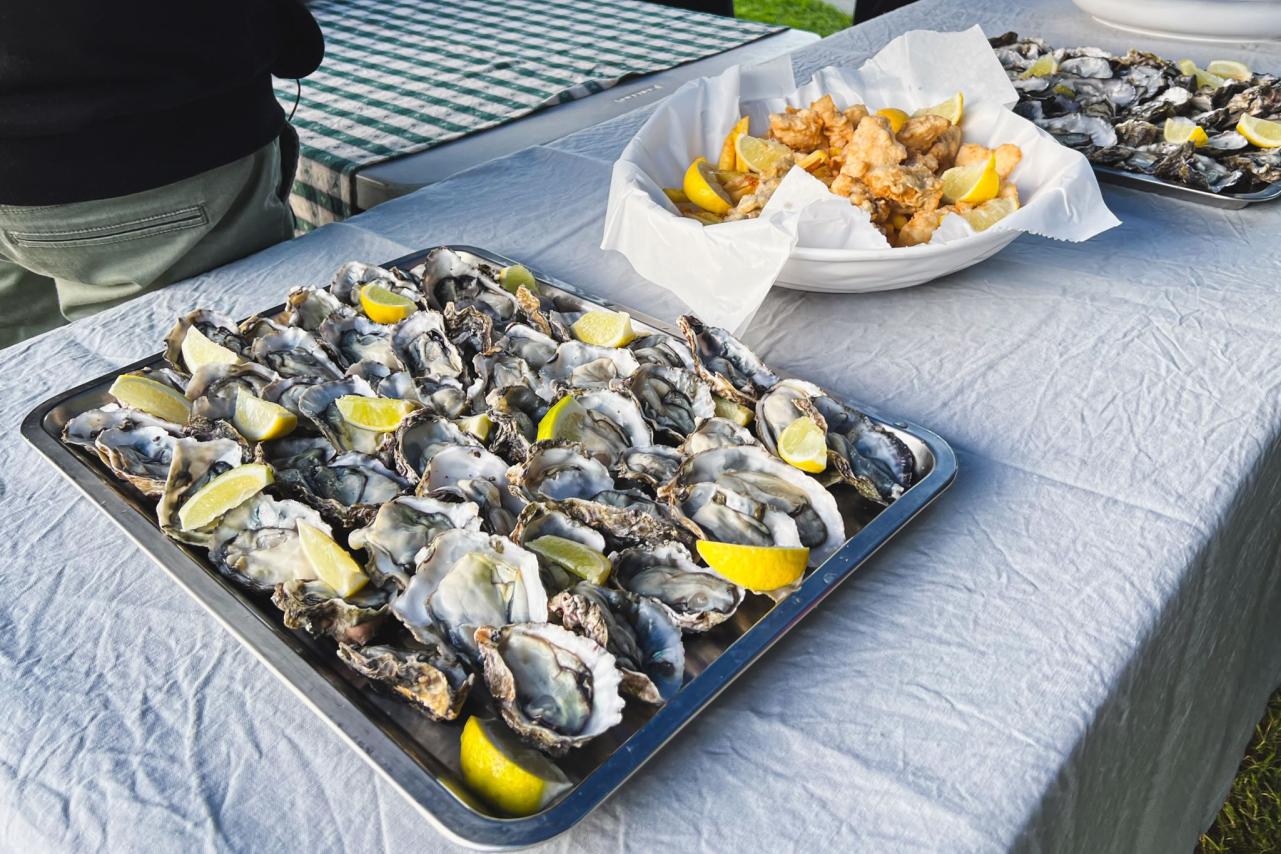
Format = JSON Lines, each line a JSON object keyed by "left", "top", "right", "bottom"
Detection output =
{"left": 4, "top": 0, "right": 1281, "bottom": 850}
{"left": 279, "top": 0, "right": 794, "bottom": 228}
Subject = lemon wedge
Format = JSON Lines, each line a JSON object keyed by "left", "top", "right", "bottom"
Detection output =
{"left": 457, "top": 412, "right": 493, "bottom": 442}
{"left": 359, "top": 284, "right": 416, "bottom": 324}
{"left": 683, "top": 157, "right": 733, "bottom": 215}
{"left": 297, "top": 521, "right": 368, "bottom": 597}
{"left": 960, "top": 197, "right": 1020, "bottom": 232}
{"left": 335, "top": 395, "right": 418, "bottom": 432}
{"left": 713, "top": 395, "right": 754, "bottom": 427}
{"left": 176, "top": 463, "right": 273, "bottom": 532}
{"left": 460, "top": 717, "right": 572, "bottom": 817}
{"left": 108, "top": 373, "right": 192, "bottom": 423}
{"left": 718, "top": 115, "right": 751, "bottom": 171}
{"left": 536, "top": 394, "right": 588, "bottom": 442}
{"left": 1207, "top": 59, "right": 1251, "bottom": 81}
{"left": 695, "top": 541, "right": 810, "bottom": 592}
{"left": 499, "top": 264, "right": 540, "bottom": 295}
{"left": 1019, "top": 55, "right": 1059, "bottom": 79}
{"left": 1177, "top": 59, "right": 1226, "bottom": 90}
{"left": 912, "top": 91, "right": 964, "bottom": 124}
{"left": 526, "top": 535, "right": 612, "bottom": 585}
{"left": 180, "top": 325, "right": 241, "bottom": 372}
{"left": 1237, "top": 114, "right": 1281, "bottom": 148}
{"left": 941, "top": 154, "right": 999, "bottom": 204}
{"left": 233, "top": 393, "right": 297, "bottom": 442}
{"left": 876, "top": 107, "right": 910, "bottom": 134}
{"left": 733, "top": 135, "right": 793, "bottom": 175}
{"left": 777, "top": 416, "right": 827, "bottom": 474}
{"left": 571, "top": 310, "right": 636, "bottom": 347}
{"left": 1163, "top": 117, "right": 1209, "bottom": 147}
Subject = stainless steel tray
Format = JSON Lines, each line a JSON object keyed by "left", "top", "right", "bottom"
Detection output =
{"left": 21, "top": 245, "right": 957, "bottom": 849}
{"left": 1092, "top": 164, "right": 1281, "bottom": 209}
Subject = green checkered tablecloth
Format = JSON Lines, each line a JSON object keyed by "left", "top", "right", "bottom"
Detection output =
{"left": 272, "top": 0, "right": 782, "bottom": 230}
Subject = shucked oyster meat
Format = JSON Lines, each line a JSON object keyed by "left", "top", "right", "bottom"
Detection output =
{"left": 73, "top": 249, "right": 920, "bottom": 784}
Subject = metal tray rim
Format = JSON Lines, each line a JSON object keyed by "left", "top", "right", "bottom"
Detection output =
{"left": 1091, "top": 163, "right": 1281, "bottom": 209}
{"left": 21, "top": 244, "right": 958, "bottom": 849}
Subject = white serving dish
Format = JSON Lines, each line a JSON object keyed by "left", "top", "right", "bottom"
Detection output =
{"left": 1072, "top": 0, "right": 1281, "bottom": 42}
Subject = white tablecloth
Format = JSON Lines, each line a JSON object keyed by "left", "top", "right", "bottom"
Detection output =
{"left": 4, "top": 2, "right": 1281, "bottom": 851}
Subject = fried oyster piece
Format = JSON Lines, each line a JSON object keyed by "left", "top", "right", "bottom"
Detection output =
{"left": 831, "top": 115, "right": 908, "bottom": 197}
{"left": 768, "top": 106, "right": 825, "bottom": 152}
{"left": 863, "top": 163, "right": 944, "bottom": 216}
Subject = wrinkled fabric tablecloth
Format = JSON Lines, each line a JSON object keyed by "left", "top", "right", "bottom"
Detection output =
{"left": 4, "top": 1, "right": 1281, "bottom": 851}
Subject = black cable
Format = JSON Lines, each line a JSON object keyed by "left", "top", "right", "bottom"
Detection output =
{"left": 289, "top": 78, "right": 301, "bottom": 121}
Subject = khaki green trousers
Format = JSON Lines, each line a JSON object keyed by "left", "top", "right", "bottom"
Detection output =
{"left": 0, "top": 128, "right": 298, "bottom": 349}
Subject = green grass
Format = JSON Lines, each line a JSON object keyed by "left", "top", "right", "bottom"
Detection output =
{"left": 736, "top": 0, "right": 851, "bottom": 38}
{"left": 1200, "top": 689, "right": 1281, "bottom": 853}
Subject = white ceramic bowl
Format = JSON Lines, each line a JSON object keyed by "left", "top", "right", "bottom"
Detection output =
{"left": 1072, "top": 0, "right": 1281, "bottom": 42}
{"left": 775, "top": 228, "right": 1021, "bottom": 293}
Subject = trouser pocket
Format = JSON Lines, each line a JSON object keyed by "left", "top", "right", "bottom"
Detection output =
{"left": 5, "top": 205, "right": 209, "bottom": 248}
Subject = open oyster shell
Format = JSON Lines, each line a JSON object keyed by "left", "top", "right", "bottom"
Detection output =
{"left": 337, "top": 635, "right": 473, "bottom": 722}
{"left": 475, "top": 622, "right": 625, "bottom": 756}
{"left": 348, "top": 496, "right": 481, "bottom": 588}
{"left": 272, "top": 579, "right": 390, "bottom": 645}
{"left": 612, "top": 542, "right": 744, "bottom": 632}
{"left": 550, "top": 582, "right": 685, "bottom": 704}
{"left": 391, "top": 529, "right": 547, "bottom": 662}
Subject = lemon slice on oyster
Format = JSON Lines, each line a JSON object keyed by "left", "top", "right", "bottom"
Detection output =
{"left": 695, "top": 541, "right": 810, "bottom": 593}
{"left": 359, "top": 283, "right": 416, "bottom": 324}
{"left": 298, "top": 521, "right": 368, "bottom": 597}
{"left": 1238, "top": 114, "right": 1281, "bottom": 149}
{"left": 1019, "top": 55, "right": 1059, "bottom": 79}
{"left": 571, "top": 310, "right": 636, "bottom": 348}
{"left": 1163, "top": 117, "right": 1209, "bottom": 147}
{"left": 526, "top": 535, "right": 612, "bottom": 585}
{"left": 108, "top": 373, "right": 192, "bottom": 424}
{"left": 233, "top": 393, "right": 297, "bottom": 442}
{"left": 335, "top": 394, "right": 418, "bottom": 432}
{"left": 180, "top": 325, "right": 241, "bottom": 372}
{"left": 536, "top": 394, "right": 588, "bottom": 442}
{"left": 177, "top": 463, "right": 273, "bottom": 532}
{"left": 457, "top": 412, "right": 493, "bottom": 442}
{"left": 499, "top": 264, "right": 540, "bottom": 295}
{"left": 1207, "top": 59, "right": 1250, "bottom": 81}
{"left": 777, "top": 416, "right": 827, "bottom": 474}
{"left": 713, "top": 395, "right": 754, "bottom": 427}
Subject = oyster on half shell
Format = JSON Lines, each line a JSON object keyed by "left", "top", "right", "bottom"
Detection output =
{"left": 337, "top": 635, "right": 473, "bottom": 722}
{"left": 475, "top": 622, "right": 625, "bottom": 756}
{"left": 391, "top": 529, "right": 547, "bottom": 662}
{"left": 612, "top": 542, "right": 744, "bottom": 632}
{"left": 272, "top": 579, "right": 390, "bottom": 645}
{"left": 551, "top": 582, "right": 685, "bottom": 704}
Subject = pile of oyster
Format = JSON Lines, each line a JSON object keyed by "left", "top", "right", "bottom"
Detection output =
{"left": 992, "top": 32, "right": 1281, "bottom": 193}
{"left": 62, "top": 248, "right": 916, "bottom": 769}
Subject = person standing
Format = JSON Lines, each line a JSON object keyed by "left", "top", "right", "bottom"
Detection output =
{"left": 0, "top": 0, "right": 324, "bottom": 349}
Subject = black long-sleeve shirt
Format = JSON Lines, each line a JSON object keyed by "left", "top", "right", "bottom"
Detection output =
{"left": 0, "top": 0, "right": 323, "bottom": 205}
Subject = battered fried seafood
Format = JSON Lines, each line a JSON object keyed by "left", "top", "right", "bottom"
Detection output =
{"left": 669, "top": 91, "right": 1026, "bottom": 246}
